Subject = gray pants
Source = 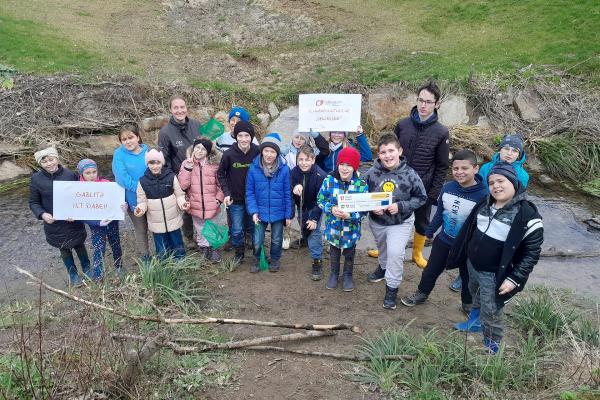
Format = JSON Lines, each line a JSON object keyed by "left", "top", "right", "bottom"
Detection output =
{"left": 128, "top": 209, "right": 150, "bottom": 258}
{"left": 468, "top": 260, "right": 504, "bottom": 342}
{"left": 369, "top": 216, "right": 414, "bottom": 289}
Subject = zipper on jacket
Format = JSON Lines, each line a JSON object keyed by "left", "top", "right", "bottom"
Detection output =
{"left": 159, "top": 197, "right": 169, "bottom": 233}
{"left": 199, "top": 164, "right": 206, "bottom": 219}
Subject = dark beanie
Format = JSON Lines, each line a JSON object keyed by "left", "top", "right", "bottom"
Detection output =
{"left": 499, "top": 133, "right": 524, "bottom": 155}
{"left": 193, "top": 137, "right": 213, "bottom": 154}
{"left": 489, "top": 161, "right": 519, "bottom": 190}
{"left": 233, "top": 120, "right": 255, "bottom": 140}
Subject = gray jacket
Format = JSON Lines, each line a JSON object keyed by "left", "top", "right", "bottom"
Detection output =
{"left": 157, "top": 116, "right": 201, "bottom": 173}
{"left": 363, "top": 157, "right": 427, "bottom": 226}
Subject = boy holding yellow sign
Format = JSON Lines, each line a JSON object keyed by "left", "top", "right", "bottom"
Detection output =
{"left": 363, "top": 134, "right": 427, "bottom": 309}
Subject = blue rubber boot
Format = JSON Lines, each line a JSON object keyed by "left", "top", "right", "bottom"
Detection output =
{"left": 454, "top": 307, "right": 481, "bottom": 332}
{"left": 483, "top": 337, "right": 501, "bottom": 355}
{"left": 62, "top": 256, "right": 81, "bottom": 286}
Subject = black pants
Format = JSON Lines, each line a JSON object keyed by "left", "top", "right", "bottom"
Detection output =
{"left": 329, "top": 245, "right": 356, "bottom": 271}
{"left": 417, "top": 236, "right": 472, "bottom": 305}
{"left": 413, "top": 199, "right": 432, "bottom": 235}
{"left": 182, "top": 212, "right": 194, "bottom": 240}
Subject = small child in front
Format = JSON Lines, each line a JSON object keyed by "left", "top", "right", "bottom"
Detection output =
{"left": 29, "top": 146, "right": 90, "bottom": 286}
{"left": 317, "top": 147, "right": 368, "bottom": 291}
{"left": 364, "top": 134, "right": 427, "bottom": 309}
{"left": 447, "top": 161, "right": 543, "bottom": 354}
{"left": 291, "top": 145, "right": 327, "bottom": 280}
{"left": 135, "top": 149, "right": 189, "bottom": 260}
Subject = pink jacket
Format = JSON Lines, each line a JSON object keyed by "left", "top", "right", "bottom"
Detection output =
{"left": 178, "top": 154, "right": 224, "bottom": 220}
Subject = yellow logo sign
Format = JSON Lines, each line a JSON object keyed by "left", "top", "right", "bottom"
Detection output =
{"left": 382, "top": 181, "right": 395, "bottom": 192}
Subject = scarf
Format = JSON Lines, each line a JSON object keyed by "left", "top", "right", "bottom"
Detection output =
{"left": 329, "top": 142, "right": 343, "bottom": 152}
{"left": 260, "top": 156, "right": 279, "bottom": 178}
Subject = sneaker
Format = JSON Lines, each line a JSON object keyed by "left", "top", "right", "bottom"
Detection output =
{"left": 383, "top": 286, "right": 399, "bottom": 310}
{"left": 209, "top": 249, "right": 222, "bottom": 263}
{"left": 290, "top": 238, "right": 308, "bottom": 249}
{"left": 483, "top": 337, "right": 500, "bottom": 355}
{"left": 367, "top": 265, "right": 386, "bottom": 283}
{"left": 449, "top": 275, "right": 462, "bottom": 292}
{"left": 311, "top": 259, "right": 323, "bottom": 281}
{"left": 401, "top": 290, "right": 428, "bottom": 307}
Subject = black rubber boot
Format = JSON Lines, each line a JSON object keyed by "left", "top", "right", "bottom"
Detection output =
{"left": 311, "top": 259, "right": 323, "bottom": 281}
{"left": 342, "top": 263, "right": 354, "bottom": 292}
{"left": 233, "top": 246, "right": 245, "bottom": 264}
{"left": 326, "top": 262, "right": 340, "bottom": 289}
{"left": 383, "top": 286, "right": 399, "bottom": 310}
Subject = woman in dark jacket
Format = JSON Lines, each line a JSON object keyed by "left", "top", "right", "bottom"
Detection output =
{"left": 29, "top": 147, "right": 90, "bottom": 286}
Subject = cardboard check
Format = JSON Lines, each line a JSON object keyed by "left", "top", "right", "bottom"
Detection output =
{"left": 337, "top": 192, "right": 393, "bottom": 213}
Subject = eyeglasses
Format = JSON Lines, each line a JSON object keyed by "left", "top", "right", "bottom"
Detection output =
{"left": 417, "top": 98, "right": 436, "bottom": 105}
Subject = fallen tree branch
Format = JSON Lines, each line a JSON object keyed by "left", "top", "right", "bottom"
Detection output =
{"left": 245, "top": 346, "right": 416, "bottom": 361}
{"left": 16, "top": 267, "right": 361, "bottom": 333}
{"left": 117, "top": 332, "right": 169, "bottom": 390}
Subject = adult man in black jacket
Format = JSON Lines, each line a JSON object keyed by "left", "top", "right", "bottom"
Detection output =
{"left": 393, "top": 81, "right": 449, "bottom": 269}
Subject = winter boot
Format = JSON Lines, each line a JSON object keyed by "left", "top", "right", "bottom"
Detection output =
{"left": 383, "top": 286, "right": 399, "bottom": 310}
{"left": 367, "top": 264, "right": 386, "bottom": 282}
{"left": 311, "top": 259, "right": 323, "bottom": 281}
{"left": 269, "top": 259, "right": 280, "bottom": 273}
{"left": 483, "top": 337, "right": 501, "bottom": 355}
{"left": 198, "top": 246, "right": 210, "bottom": 259}
{"left": 62, "top": 256, "right": 81, "bottom": 287}
{"left": 454, "top": 308, "right": 482, "bottom": 332}
{"left": 326, "top": 262, "right": 340, "bottom": 290}
{"left": 80, "top": 255, "right": 93, "bottom": 282}
{"left": 400, "top": 290, "right": 428, "bottom": 307}
{"left": 342, "top": 263, "right": 354, "bottom": 292}
{"left": 223, "top": 240, "right": 233, "bottom": 252}
{"left": 233, "top": 246, "right": 245, "bottom": 265}
{"left": 411, "top": 233, "right": 428, "bottom": 269}
{"left": 209, "top": 248, "right": 222, "bottom": 263}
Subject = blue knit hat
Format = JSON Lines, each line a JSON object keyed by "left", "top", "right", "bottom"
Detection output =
{"left": 499, "top": 133, "right": 524, "bottom": 155}
{"left": 228, "top": 106, "right": 250, "bottom": 122}
{"left": 77, "top": 158, "right": 97, "bottom": 174}
{"left": 260, "top": 132, "right": 282, "bottom": 155}
{"left": 489, "top": 161, "right": 519, "bottom": 190}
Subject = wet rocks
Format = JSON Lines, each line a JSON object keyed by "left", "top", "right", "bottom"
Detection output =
{"left": 0, "top": 160, "right": 31, "bottom": 182}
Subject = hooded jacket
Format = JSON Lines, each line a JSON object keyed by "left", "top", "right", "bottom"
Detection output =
{"left": 446, "top": 191, "right": 544, "bottom": 307}
{"left": 363, "top": 157, "right": 427, "bottom": 226}
{"left": 322, "top": 134, "right": 373, "bottom": 173}
{"left": 284, "top": 133, "right": 330, "bottom": 170}
{"left": 290, "top": 164, "right": 327, "bottom": 237}
{"left": 178, "top": 151, "right": 224, "bottom": 220}
{"left": 157, "top": 116, "right": 201, "bottom": 174}
{"left": 394, "top": 107, "right": 449, "bottom": 201}
{"left": 29, "top": 165, "right": 87, "bottom": 249}
{"left": 317, "top": 171, "right": 368, "bottom": 248}
{"left": 245, "top": 156, "right": 293, "bottom": 223}
{"left": 479, "top": 151, "right": 530, "bottom": 190}
{"left": 112, "top": 144, "right": 149, "bottom": 210}
{"left": 426, "top": 174, "right": 488, "bottom": 244}
{"left": 136, "top": 168, "right": 187, "bottom": 233}
{"left": 217, "top": 143, "right": 260, "bottom": 205}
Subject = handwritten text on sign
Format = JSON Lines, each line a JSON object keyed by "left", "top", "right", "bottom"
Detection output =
{"left": 298, "top": 94, "right": 362, "bottom": 132}
{"left": 338, "top": 192, "right": 393, "bottom": 213}
{"left": 53, "top": 181, "right": 125, "bottom": 221}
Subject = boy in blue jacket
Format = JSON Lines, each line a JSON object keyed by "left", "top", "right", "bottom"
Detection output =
{"left": 291, "top": 145, "right": 327, "bottom": 280}
{"left": 246, "top": 133, "right": 293, "bottom": 273}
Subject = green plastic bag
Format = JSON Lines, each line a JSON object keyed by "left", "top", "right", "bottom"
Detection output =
{"left": 256, "top": 223, "right": 269, "bottom": 271}
{"left": 201, "top": 220, "right": 229, "bottom": 248}
{"left": 199, "top": 118, "right": 225, "bottom": 141}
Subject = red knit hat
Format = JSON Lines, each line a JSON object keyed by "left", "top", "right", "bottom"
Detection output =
{"left": 337, "top": 147, "right": 360, "bottom": 171}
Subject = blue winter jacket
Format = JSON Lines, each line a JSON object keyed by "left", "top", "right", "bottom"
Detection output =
{"left": 246, "top": 156, "right": 293, "bottom": 223}
{"left": 479, "top": 151, "right": 529, "bottom": 191}
{"left": 322, "top": 134, "right": 373, "bottom": 173}
{"left": 112, "top": 144, "right": 149, "bottom": 210}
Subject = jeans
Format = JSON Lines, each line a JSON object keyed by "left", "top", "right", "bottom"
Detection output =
{"left": 297, "top": 209, "right": 323, "bottom": 260}
{"left": 468, "top": 260, "right": 504, "bottom": 342}
{"left": 153, "top": 229, "right": 186, "bottom": 260}
{"left": 253, "top": 220, "right": 284, "bottom": 262}
{"left": 229, "top": 204, "right": 254, "bottom": 248}
{"left": 90, "top": 221, "right": 123, "bottom": 279}
{"left": 369, "top": 216, "right": 414, "bottom": 289}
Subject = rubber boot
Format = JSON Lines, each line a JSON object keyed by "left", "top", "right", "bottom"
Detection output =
{"left": 483, "top": 337, "right": 500, "bottom": 355}
{"left": 326, "top": 263, "right": 340, "bottom": 290}
{"left": 454, "top": 308, "right": 482, "bottom": 332}
{"left": 411, "top": 232, "right": 428, "bottom": 269}
{"left": 311, "top": 259, "right": 323, "bottom": 281}
{"left": 62, "top": 255, "right": 81, "bottom": 287}
{"left": 233, "top": 246, "right": 245, "bottom": 265}
{"left": 367, "top": 248, "right": 379, "bottom": 258}
{"left": 342, "top": 263, "right": 354, "bottom": 292}
{"left": 383, "top": 286, "right": 399, "bottom": 310}
{"left": 80, "top": 252, "right": 93, "bottom": 281}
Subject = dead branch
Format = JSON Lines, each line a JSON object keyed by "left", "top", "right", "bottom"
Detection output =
{"left": 245, "top": 346, "right": 416, "bottom": 361}
{"left": 17, "top": 267, "right": 361, "bottom": 333}
{"left": 117, "top": 332, "right": 169, "bottom": 390}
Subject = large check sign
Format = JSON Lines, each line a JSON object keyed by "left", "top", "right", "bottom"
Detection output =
{"left": 53, "top": 181, "right": 125, "bottom": 221}
{"left": 338, "top": 192, "right": 393, "bottom": 213}
{"left": 298, "top": 93, "right": 362, "bottom": 132}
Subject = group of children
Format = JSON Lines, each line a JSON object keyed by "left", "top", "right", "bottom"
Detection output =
{"left": 29, "top": 88, "right": 542, "bottom": 354}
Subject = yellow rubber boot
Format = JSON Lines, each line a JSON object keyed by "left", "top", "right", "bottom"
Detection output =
{"left": 367, "top": 248, "right": 379, "bottom": 258}
{"left": 411, "top": 233, "right": 428, "bottom": 269}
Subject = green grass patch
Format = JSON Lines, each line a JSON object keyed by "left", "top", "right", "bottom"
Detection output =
{"left": 0, "top": 354, "right": 51, "bottom": 399}
{"left": 0, "top": 13, "right": 103, "bottom": 74}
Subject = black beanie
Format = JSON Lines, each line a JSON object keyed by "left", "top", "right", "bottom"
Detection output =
{"left": 488, "top": 161, "right": 519, "bottom": 190}
{"left": 193, "top": 137, "right": 213, "bottom": 154}
{"left": 233, "top": 120, "right": 256, "bottom": 141}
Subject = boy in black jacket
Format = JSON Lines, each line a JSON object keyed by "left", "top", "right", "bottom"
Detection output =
{"left": 217, "top": 121, "right": 260, "bottom": 264}
{"left": 291, "top": 145, "right": 327, "bottom": 280}
{"left": 447, "top": 162, "right": 543, "bottom": 354}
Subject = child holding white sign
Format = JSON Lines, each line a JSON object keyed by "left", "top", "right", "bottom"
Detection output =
{"left": 363, "top": 134, "right": 427, "bottom": 310}
{"left": 317, "top": 147, "right": 368, "bottom": 291}
{"left": 29, "top": 146, "right": 90, "bottom": 286}
{"left": 134, "top": 149, "right": 190, "bottom": 260}
{"left": 322, "top": 126, "right": 373, "bottom": 173}
{"left": 77, "top": 158, "right": 124, "bottom": 281}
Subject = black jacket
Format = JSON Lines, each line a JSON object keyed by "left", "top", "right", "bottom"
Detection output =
{"left": 446, "top": 193, "right": 544, "bottom": 307}
{"left": 29, "top": 166, "right": 87, "bottom": 249}
{"left": 139, "top": 168, "right": 176, "bottom": 199}
{"left": 217, "top": 143, "right": 260, "bottom": 204}
{"left": 394, "top": 107, "right": 449, "bottom": 201}
{"left": 291, "top": 164, "right": 327, "bottom": 237}
{"left": 157, "top": 116, "right": 201, "bottom": 174}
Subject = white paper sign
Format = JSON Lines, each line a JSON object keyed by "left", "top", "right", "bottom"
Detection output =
{"left": 338, "top": 192, "right": 393, "bottom": 213}
{"left": 298, "top": 93, "right": 362, "bottom": 132}
{"left": 53, "top": 181, "right": 125, "bottom": 221}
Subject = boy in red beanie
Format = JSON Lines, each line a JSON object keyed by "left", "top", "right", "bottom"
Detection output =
{"left": 317, "top": 147, "right": 368, "bottom": 291}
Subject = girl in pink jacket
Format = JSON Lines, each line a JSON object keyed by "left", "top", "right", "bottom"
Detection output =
{"left": 179, "top": 138, "right": 225, "bottom": 262}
